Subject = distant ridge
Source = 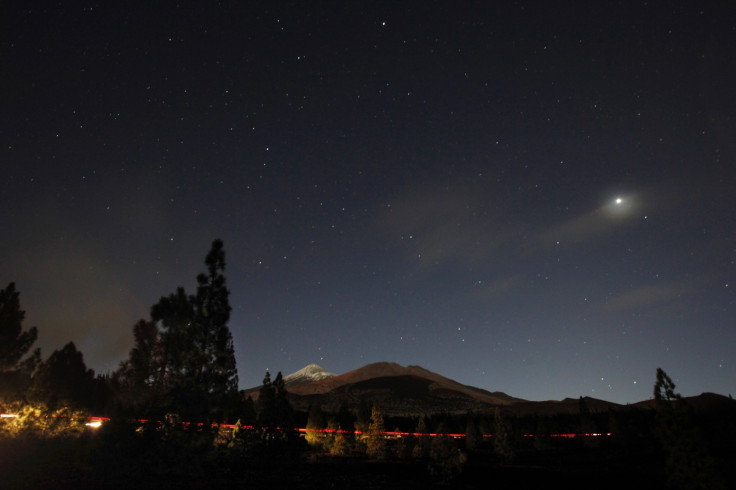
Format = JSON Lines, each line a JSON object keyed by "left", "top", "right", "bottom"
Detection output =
{"left": 242, "top": 362, "right": 736, "bottom": 418}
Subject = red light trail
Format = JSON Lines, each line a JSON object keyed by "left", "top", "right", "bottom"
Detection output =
{"left": 1, "top": 413, "right": 612, "bottom": 438}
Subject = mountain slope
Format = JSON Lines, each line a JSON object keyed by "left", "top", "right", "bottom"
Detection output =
{"left": 243, "top": 361, "right": 523, "bottom": 415}
{"left": 278, "top": 361, "right": 520, "bottom": 404}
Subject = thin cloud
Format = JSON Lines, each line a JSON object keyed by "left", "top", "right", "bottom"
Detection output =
{"left": 604, "top": 283, "right": 689, "bottom": 312}
{"left": 376, "top": 180, "right": 524, "bottom": 268}
{"left": 473, "top": 274, "right": 525, "bottom": 299}
{"left": 537, "top": 184, "right": 678, "bottom": 249}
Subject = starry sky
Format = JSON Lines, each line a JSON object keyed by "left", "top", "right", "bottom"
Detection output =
{"left": 2, "top": 1, "right": 735, "bottom": 404}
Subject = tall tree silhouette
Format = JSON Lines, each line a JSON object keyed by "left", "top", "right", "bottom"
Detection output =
{"left": 272, "top": 371, "right": 294, "bottom": 432}
{"left": 113, "top": 319, "right": 166, "bottom": 415}
{"left": 653, "top": 367, "right": 725, "bottom": 489}
{"left": 191, "top": 239, "right": 238, "bottom": 410}
{"left": 116, "top": 239, "right": 238, "bottom": 421}
{"left": 257, "top": 370, "right": 276, "bottom": 430}
{"left": 0, "top": 282, "right": 41, "bottom": 400}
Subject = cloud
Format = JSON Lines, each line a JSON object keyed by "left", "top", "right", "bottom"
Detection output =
{"left": 604, "top": 283, "right": 689, "bottom": 312}
{"left": 375, "top": 179, "right": 525, "bottom": 268}
{"left": 538, "top": 194, "right": 640, "bottom": 247}
{"left": 473, "top": 274, "right": 525, "bottom": 299}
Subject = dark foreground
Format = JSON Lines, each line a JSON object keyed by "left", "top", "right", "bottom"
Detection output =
{"left": 0, "top": 438, "right": 686, "bottom": 490}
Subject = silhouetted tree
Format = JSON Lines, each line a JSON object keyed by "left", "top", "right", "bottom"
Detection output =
{"left": 428, "top": 421, "right": 467, "bottom": 482}
{"left": 493, "top": 407, "right": 516, "bottom": 463}
{"left": 257, "top": 371, "right": 276, "bottom": 429}
{"left": 150, "top": 287, "right": 194, "bottom": 397}
{"left": 113, "top": 319, "right": 166, "bottom": 415}
{"left": 29, "top": 342, "right": 96, "bottom": 410}
{"left": 465, "top": 411, "right": 482, "bottom": 452}
{"left": 412, "top": 416, "right": 431, "bottom": 459}
{"left": 115, "top": 239, "right": 238, "bottom": 421}
{"left": 354, "top": 398, "right": 371, "bottom": 435}
{"left": 335, "top": 402, "right": 355, "bottom": 436}
{"left": 241, "top": 395, "right": 257, "bottom": 426}
{"left": 366, "top": 403, "right": 386, "bottom": 459}
{"left": 579, "top": 396, "right": 600, "bottom": 447}
{"left": 305, "top": 401, "right": 327, "bottom": 448}
{"left": 190, "top": 239, "right": 238, "bottom": 411}
{"left": 0, "top": 282, "right": 41, "bottom": 400}
{"left": 255, "top": 370, "right": 298, "bottom": 449}
{"left": 327, "top": 418, "right": 349, "bottom": 455}
{"left": 272, "top": 371, "right": 295, "bottom": 432}
{"left": 653, "top": 368, "right": 725, "bottom": 489}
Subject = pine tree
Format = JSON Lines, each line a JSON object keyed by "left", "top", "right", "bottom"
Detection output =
{"left": 579, "top": 396, "right": 600, "bottom": 447}
{"left": 192, "top": 239, "right": 238, "bottom": 405}
{"left": 151, "top": 287, "right": 195, "bottom": 397}
{"left": 327, "top": 418, "right": 349, "bottom": 456}
{"left": 272, "top": 371, "right": 295, "bottom": 433}
{"left": 354, "top": 398, "right": 371, "bottom": 435}
{"left": 114, "top": 319, "right": 165, "bottom": 414}
{"left": 412, "top": 416, "right": 431, "bottom": 459}
{"left": 0, "top": 283, "right": 41, "bottom": 400}
{"left": 257, "top": 371, "right": 276, "bottom": 429}
{"left": 493, "top": 407, "right": 516, "bottom": 463}
{"left": 115, "top": 239, "right": 239, "bottom": 421}
{"left": 653, "top": 368, "right": 725, "bottom": 489}
{"left": 428, "top": 421, "right": 467, "bottom": 481}
{"left": 365, "top": 403, "right": 386, "bottom": 459}
{"left": 464, "top": 412, "right": 482, "bottom": 452}
{"left": 654, "top": 367, "right": 681, "bottom": 404}
{"left": 305, "top": 402, "right": 327, "bottom": 448}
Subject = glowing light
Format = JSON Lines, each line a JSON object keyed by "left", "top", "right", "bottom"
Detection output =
{"left": 85, "top": 420, "right": 103, "bottom": 428}
{"left": 1, "top": 413, "right": 19, "bottom": 418}
{"left": 605, "top": 193, "right": 635, "bottom": 218}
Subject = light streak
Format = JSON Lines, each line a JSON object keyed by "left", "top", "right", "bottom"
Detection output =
{"left": 1, "top": 413, "right": 614, "bottom": 439}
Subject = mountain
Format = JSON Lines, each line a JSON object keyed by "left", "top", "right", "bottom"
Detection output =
{"left": 244, "top": 361, "right": 524, "bottom": 416}
{"left": 283, "top": 363, "right": 335, "bottom": 385}
{"left": 242, "top": 361, "right": 735, "bottom": 419}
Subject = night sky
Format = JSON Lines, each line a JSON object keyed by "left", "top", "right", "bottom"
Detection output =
{"left": 2, "top": 2, "right": 735, "bottom": 404}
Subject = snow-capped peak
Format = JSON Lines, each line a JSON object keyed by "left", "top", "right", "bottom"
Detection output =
{"left": 283, "top": 363, "right": 335, "bottom": 385}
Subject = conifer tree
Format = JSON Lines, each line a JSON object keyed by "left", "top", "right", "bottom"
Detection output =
{"left": 305, "top": 402, "right": 326, "bottom": 448}
{"left": 272, "top": 371, "right": 295, "bottom": 433}
{"left": 579, "top": 396, "right": 600, "bottom": 447}
{"left": 464, "top": 412, "right": 482, "bottom": 452}
{"left": 365, "top": 403, "right": 386, "bottom": 459}
{"left": 429, "top": 421, "right": 467, "bottom": 481}
{"left": 192, "top": 239, "right": 238, "bottom": 404}
{"left": 115, "top": 239, "right": 239, "bottom": 421}
{"left": 257, "top": 371, "right": 276, "bottom": 429}
{"left": 653, "top": 368, "right": 724, "bottom": 489}
{"left": 327, "top": 418, "right": 349, "bottom": 456}
{"left": 0, "top": 283, "right": 41, "bottom": 400}
{"left": 354, "top": 398, "right": 371, "bottom": 434}
{"left": 412, "top": 416, "right": 431, "bottom": 459}
{"left": 493, "top": 407, "right": 516, "bottom": 463}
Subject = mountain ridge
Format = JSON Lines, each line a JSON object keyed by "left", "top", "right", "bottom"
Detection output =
{"left": 241, "top": 362, "right": 734, "bottom": 417}
{"left": 244, "top": 361, "right": 525, "bottom": 415}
